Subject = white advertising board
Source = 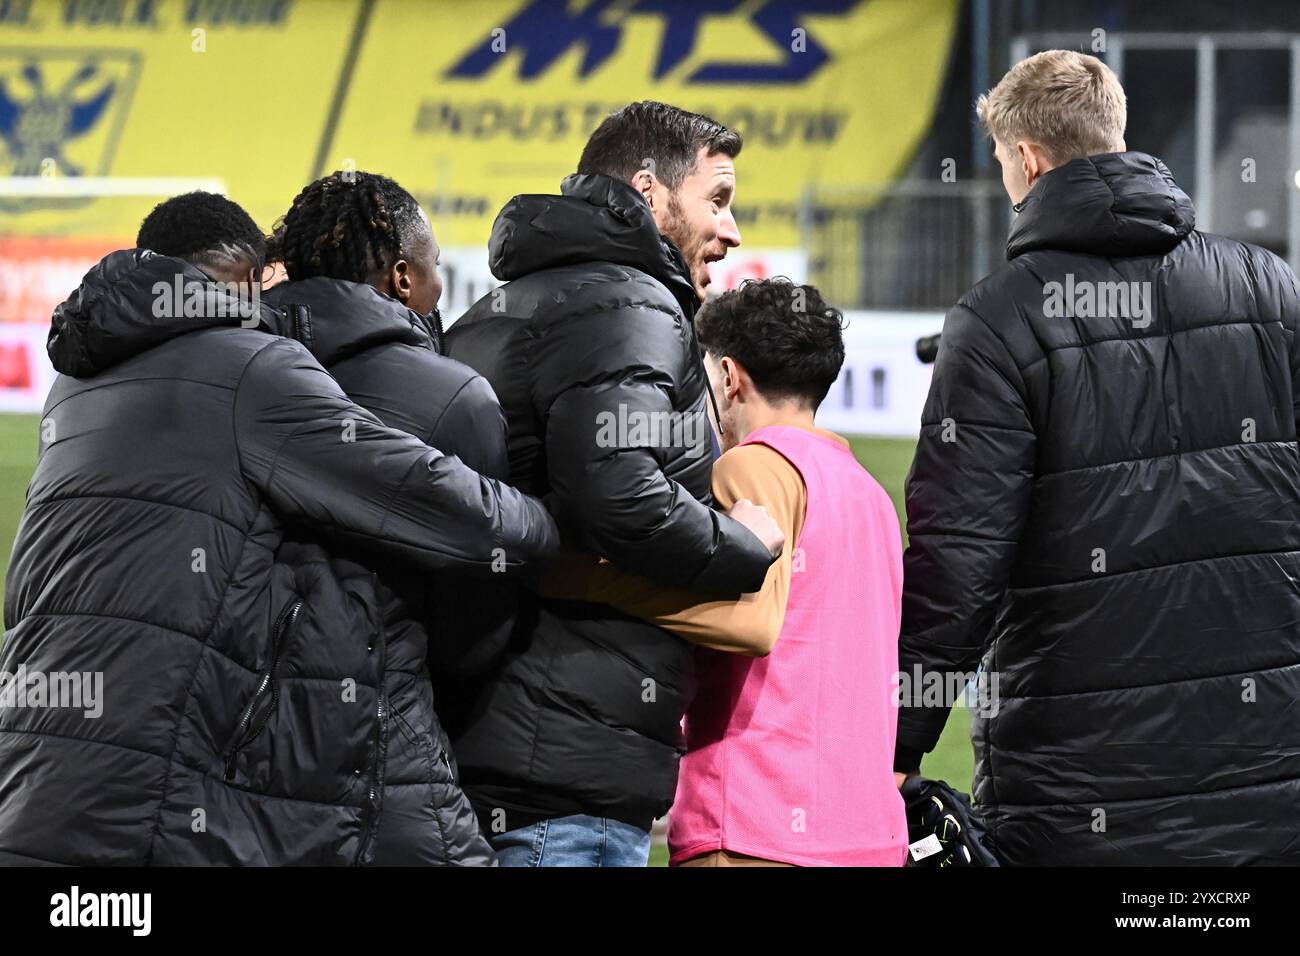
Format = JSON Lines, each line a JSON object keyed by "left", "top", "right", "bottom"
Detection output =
{"left": 813, "top": 312, "right": 942, "bottom": 438}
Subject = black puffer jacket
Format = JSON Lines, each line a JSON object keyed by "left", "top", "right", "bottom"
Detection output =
{"left": 445, "top": 173, "right": 774, "bottom": 831}
{"left": 263, "top": 277, "right": 517, "bottom": 741}
{"left": 897, "top": 152, "right": 1300, "bottom": 865}
{"left": 0, "top": 250, "right": 557, "bottom": 865}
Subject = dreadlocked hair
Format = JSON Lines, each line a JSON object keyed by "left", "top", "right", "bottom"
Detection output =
{"left": 268, "top": 171, "right": 426, "bottom": 282}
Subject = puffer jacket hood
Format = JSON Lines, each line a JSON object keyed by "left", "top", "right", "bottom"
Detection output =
{"left": 48, "top": 249, "right": 278, "bottom": 377}
{"left": 489, "top": 172, "right": 699, "bottom": 319}
{"left": 263, "top": 277, "right": 438, "bottom": 366}
{"left": 1007, "top": 151, "right": 1196, "bottom": 260}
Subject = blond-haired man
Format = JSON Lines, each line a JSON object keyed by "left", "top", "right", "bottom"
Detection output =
{"left": 896, "top": 50, "right": 1300, "bottom": 865}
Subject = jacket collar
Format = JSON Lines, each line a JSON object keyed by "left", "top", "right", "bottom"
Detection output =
{"left": 487, "top": 172, "right": 700, "bottom": 318}
{"left": 261, "top": 278, "right": 436, "bottom": 365}
{"left": 48, "top": 249, "right": 278, "bottom": 378}
{"left": 1007, "top": 151, "right": 1196, "bottom": 260}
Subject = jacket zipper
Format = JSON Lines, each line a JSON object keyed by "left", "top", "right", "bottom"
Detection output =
{"left": 224, "top": 598, "right": 303, "bottom": 780}
{"left": 353, "top": 574, "right": 390, "bottom": 865}
{"left": 430, "top": 307, "right": 445, "bottom": 355}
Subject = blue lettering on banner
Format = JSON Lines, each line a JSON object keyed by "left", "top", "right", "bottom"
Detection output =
{"left": 446, "top": 0, "right": 858, "bottom": 84}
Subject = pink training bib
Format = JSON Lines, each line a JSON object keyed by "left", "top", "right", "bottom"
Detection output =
{"left": 669, "top": 425, "right": 908, "bottom": 867}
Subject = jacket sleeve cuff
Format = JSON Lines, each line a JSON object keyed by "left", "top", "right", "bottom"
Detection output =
{"left": 893, "top": 744, "right": 924, "bottom": 774}
{"left": 690, "top": 510, "right": 774, "bottom": 595}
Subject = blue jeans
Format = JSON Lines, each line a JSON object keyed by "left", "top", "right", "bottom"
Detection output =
{"left": 491, "top": 813, "right": 652, "bottom": 867}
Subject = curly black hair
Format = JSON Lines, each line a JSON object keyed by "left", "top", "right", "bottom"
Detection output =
{"left": 695, "top": 277, "right": 846, "bottom": 409}
{"left": 136, "top": 191, "right": 265, "bottom": 273}
{"left": 267, "top": 171, "right": 427, "bottom": 282}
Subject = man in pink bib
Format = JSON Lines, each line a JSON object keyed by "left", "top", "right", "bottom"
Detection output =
{"left": 554, "top": 278, "right": 909, "bottom": 866}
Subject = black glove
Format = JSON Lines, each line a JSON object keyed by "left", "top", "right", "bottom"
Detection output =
{"left": 900, "top": 775, "right": 1000, "bottom": 867}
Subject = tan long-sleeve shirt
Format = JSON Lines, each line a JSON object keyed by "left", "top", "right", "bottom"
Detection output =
{"left": 536, "top": 425, "right": 851, "bottom": 655}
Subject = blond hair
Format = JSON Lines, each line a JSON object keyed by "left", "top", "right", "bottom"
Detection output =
{"left": 976, "top": 50, "right": 1126, "bottom": 165}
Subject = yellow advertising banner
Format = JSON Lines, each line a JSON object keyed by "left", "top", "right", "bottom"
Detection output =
{"left": 0, "top": 0, "right": 958, "bottom": 247}
{"left": 338, "top": 0, "right": 960, "bottom": 248}
{"left": 0, "top": 0, "right": 355, "bottom": 237}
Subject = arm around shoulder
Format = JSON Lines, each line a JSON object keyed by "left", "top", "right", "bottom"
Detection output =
{"left": 232, "top": 337, "right": 559, "bottom": 574}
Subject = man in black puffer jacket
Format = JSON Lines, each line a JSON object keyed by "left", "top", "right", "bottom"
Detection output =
{"left": 0, "top": 193, "right": 558, "bottom": 866}
{"left": 446, "top": 102, "right": 783, "bottom": 866}
{"left": 263, "top": 171, "right": 521, "bottom": 863}
{"left": 895, "top": 51, "right": 1300, "bottom": 865}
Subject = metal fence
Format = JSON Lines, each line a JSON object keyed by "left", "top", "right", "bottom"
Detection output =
{"left": 800, "top": 180, "right": 1011, "bottom": 311}
{"left": 807, "top": 30, "right": 1300, "bottom": 312}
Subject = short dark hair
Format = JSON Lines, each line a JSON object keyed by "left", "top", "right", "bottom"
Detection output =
{"left": 696, "top": 278, "right": 846, "bottom": 409}
{"left": 577, "top": 101, "right": 741, "bottom": 190}
{"left": 268, "top": 171, "right": 427, "bottom": 282}
{"left": 137, "top": 191, "right": 265, "bottom": 273}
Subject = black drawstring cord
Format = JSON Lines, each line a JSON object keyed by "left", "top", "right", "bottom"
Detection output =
{"left": 693, "top": 333, "right": 725, "bottom": 442}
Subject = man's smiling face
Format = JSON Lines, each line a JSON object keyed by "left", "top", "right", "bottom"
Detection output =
{"left": 654, "top": 146, "right": 742, "bottom": 301}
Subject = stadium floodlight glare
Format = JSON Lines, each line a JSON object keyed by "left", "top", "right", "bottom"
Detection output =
{"left": 0, "top": 177, "right": 227, "bottom": 198}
